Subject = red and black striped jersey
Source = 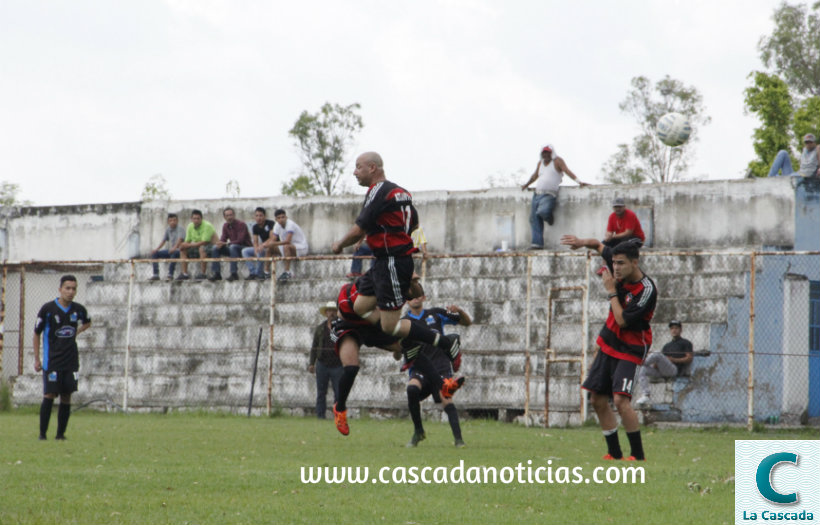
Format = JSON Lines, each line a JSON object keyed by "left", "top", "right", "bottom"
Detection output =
{"left": 355, "top": 180, "right": 419, "bottom": 257}
{"left": 337, "top": 281, "right": 368, "bottom": 326}
{"left": 596, "top": 274, "right": 657, "bottom": 365}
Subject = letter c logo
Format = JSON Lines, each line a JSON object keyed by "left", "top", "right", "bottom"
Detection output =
{"left": 755, "top": 452, "right": 799, "bottom": 504}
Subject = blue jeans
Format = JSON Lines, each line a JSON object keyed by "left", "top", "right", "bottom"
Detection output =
{"left": 210, "top": 244, "right": 244, "bottom": 275}
{"left": 242, "top": 246, "right": 267, "bottom": 276}
{"left": 350, "top": 244, "right": 373, "bottom": 274}
{"left": 529, "top": 193, "right": 557, "bottom": 246}
{"left": 315, "top": 361, "right": 343, "bottom": 418}
{"left": 151, "top": 249, "right": 180, "bottom": 276}
{"left": 768, "top": 150, "right": 796, "bottom": 177}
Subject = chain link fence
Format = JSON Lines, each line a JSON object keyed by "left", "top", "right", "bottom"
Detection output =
{"left": 2, "top": 250, "right": 818, "bottom": 428}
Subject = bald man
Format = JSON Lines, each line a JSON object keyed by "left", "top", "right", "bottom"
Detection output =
{"left": 330, "top": 152, "right": 461, "bottom": 431}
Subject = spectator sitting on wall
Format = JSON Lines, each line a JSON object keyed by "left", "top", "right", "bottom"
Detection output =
{"left": 634, "top": 320, "right": 693, "bottom": 407}
{"left": 149, "top": 213, "right": 184, "bottom": 281}
{"left": 242, "top": 207, "right": 276, "bottom": 280}
{"left": 346, "top": 238, "right": 373, "bottom": 279}
{"left": 209, "top": 207, "right": 253, "bottom": 282}
{"left": 178, "top": 209, "right": 218, "bottom": 281}
{"left": 767, "top": 133, "right": 820, "bottom": 178}
{"left": 521, "top": 144, "right": 588, "bottom": 250}
{"left": 309, "top": 301, "right": 344, "bottom": 419}
{"left": 269, "top": 209, "right": 309, "bottom": 282}
{"left": 603, "top": 197, "right": 645, "bottom": 248}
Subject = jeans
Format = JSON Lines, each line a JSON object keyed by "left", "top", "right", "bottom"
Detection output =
{"left": 210, "top": 244, "right": 244, "bottom": 275}
{"left": 242, "top": 246, "right": 267, "bottom": 276}
{"left": 151, "top": 249, "right": 180, "bottom": 276}
{"left": 768, "top": 150, "right": 796, "bottom": 177}
{"left": 529, "top": 193, "right": 557, "bottom": 246}
{"left": 637, "top": 353, "right": 679, "bottom": 396}
{"left": 315, "top": 361, "right": 343, "bottom": 418}
{"left": 350, "top": 244, "right": 373, "bottom": 274}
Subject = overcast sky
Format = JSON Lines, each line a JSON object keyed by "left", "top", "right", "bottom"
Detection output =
{"left": 0, "top": 0, "right": 781, "bottom": 206}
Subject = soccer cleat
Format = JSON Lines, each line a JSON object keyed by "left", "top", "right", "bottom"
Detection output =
{"left": 440, "top": 377, "right": 465, "bottom": 399}
{"left": 39, "top": 434, "right": 46, "bottom": 441}
{"left": 623, "top": 456, "right": 645, "bottom": 461}
{"left": 440, "top": 334, "right": 461, "bottom": 361}
{"left": 602, "top": 454, "right": 623, "bottom": 460}
{"left": 454, "top": 439, "right": 466, "bottom": 448}
{"left": 55, "top": 434, "right": 66, "bottom": 441}
{"left": 406, "top": 431, "right": 426, "bottom": 447}
{"left": 333, "top": 403, "right": 349, "bottom": 436}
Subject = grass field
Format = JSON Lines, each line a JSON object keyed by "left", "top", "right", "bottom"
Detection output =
{"left": 0, "top": 409, "right": 812, "bottom": 525}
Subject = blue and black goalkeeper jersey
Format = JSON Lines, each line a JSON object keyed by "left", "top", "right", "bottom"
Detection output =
{"left": 34, "top": 299, "right": 91, "bottom": 372}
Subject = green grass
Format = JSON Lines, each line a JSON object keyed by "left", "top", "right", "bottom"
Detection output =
{"left": 0, "top": 410, "right": 812, "bottom": 525}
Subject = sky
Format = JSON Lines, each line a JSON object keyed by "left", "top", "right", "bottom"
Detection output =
{"left": 0, "top": 0, "right": 782, "bottom": 206}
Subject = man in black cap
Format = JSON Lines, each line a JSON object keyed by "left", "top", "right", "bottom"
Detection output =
{"left": 634, "top": 320, "right": 693, "bottom": 406}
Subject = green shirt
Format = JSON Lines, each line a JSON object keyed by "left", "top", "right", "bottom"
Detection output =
{"left": 185, "top": 220, "right": 216, "bottom": 244}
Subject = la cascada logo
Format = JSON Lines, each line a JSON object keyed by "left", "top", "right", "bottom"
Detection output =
{"left": 736, "top": 441, "right": 819, "bottom": 524}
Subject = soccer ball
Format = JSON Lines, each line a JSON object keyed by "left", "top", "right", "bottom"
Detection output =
{"left": 656, "top": 112, "right": 691, "bottom": 147}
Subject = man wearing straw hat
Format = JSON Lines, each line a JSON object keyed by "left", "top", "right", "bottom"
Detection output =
{"left": 309, "top": 301, "right": 343, "bottom": 419}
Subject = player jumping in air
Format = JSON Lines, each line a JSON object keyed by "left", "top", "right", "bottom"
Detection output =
{"left": 402, "top": 292, "right": 472, "bottom": 448}
{"left": 559, "top": 236, "right": 656, "bottom": 461}
{"left": 331, "top": 152, "right": 461, "bottom": 432}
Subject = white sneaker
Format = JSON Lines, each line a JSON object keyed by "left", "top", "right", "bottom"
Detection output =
{"left": 634, "top": 395, "right": 650, "bottom": 406}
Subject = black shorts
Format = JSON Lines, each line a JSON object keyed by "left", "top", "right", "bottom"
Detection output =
{"left": 355, "top": 256, "right": 414, "bottom": 310}
{"left": 582, "top": 350, "right": 638, "bottom": 398}
{"left": 43, "top": 370, "right": 79, "bottom": 395}
{"left": 409, "top": 369, "right": 452, "bottom": 404}
{"left": 332, "top": 319, "right": 400, "bottom": 353}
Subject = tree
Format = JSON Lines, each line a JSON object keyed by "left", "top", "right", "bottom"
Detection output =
{"left": 225, "top": 179, "right": 241, "bottom": 198}
{"left": 0, "top": 181, "right": 31, "bottom": 207}
{"left": 743, "top": 72, "right": 795, "bottom": 178}
{"left": 758, "top": 2, "right": 820, "bottom": 98}
{"left": 281, "top": 175, "right": 319, "bottom": 197}
{"left": 484, "top": 168, "right": 527, "bottom": 188}
{"left": 600, "top": 76, "right": 710, "bottom": 183}
{"left": 141, "top": 174, "right": 171, "bottom": 202}
{"left": 286, "top": 102, "right": 363, "bottom": 196}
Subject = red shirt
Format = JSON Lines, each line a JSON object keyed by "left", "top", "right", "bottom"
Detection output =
{"left": 606, "top": 209, "right": 645, "bottom": 242}
{"left": 355, "top": 180, "right": 418, "bottom": 257}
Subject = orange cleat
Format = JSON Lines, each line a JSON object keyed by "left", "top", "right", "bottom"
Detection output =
{"left": 333, "top": 403, "right": 349, "bottom": 436}
{"left": 440, "top": 377, "right": 465, "bottom": 399}
{"left": 602, "top": 454, "right": 623, "bottom": 460}
{"left": 623, "top": 456, "right": 645, "bottom": 461}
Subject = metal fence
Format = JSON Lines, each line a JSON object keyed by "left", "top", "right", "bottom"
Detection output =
{"left": 1, "top": 250, "right": 818, "bottom": 428}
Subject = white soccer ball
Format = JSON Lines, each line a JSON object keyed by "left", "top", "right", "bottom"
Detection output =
{"left": 656, "top": 112, "right": 692, "bottom": 147}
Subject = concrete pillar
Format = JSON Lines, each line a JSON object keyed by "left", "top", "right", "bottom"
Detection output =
{"left": 782, "top": 273, "right": 809, "bottom": 416}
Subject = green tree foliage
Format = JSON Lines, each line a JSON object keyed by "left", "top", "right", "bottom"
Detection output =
{"left": 141, "top": 174, "right": 171, "bottom": 202}
{"left": 792, "top": 95, "right": 820, "bottom": 140}
{"left": 758, "top": 2, "right": 820, "bottom": 98}
{"left": 601, "top": 76, "right": 710, "bottom": 183}
{"left": 743, "top": 72, "right": 795, "bottom": 177}
{"left": 0, "top": 181, "right": 32, "bottom": 207}
{"left": 285, "top": 102, "right": 364, "bottom": 196}
{"left": 281, "top": 174, "right": 319, "bottom": 197}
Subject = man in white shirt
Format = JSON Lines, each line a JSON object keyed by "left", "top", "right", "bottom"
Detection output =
{"left": 270, "top": 209, "right": 309, "bottom": 281}
{"left": 521, "top": 144, "right": 588, "bottom": 249}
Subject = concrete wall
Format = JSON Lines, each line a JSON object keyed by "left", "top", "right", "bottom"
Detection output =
{"left": 0, "top": 177, "right": 807, "bottom": 263}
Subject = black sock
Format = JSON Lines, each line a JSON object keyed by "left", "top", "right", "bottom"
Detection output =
{"left": 39, "top": 397, "right": 54, "bottom": 437}
{"left": 626, "top": 430, "right": 644, "bottom": 460}
{"left": 407, "top": 385, "right": 424, "bottom": 433}
{"left": 444, "top": 403, "right": 462, "bottom": 440}
{"left": 604, "top": 428, "right": 623, "bottom": 459}
{"left": 412, "top": 354, "right": 443, "bottom": 390}
{"left": 56, "top": 403, "right": 71, "bottom": 437}
{"left": 407, "top": 322, "right": 438, "bottom": 346}
{"left": 336, "top": 366, "right": 359, "bottom": 412}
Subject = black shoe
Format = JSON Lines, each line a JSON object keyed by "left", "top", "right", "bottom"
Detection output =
{"left": 208, "top": 273, "right": 222, "bottom": 282}
{"left": 148, "top": 275, "right": 160, "bottom": 281}
{"left": 264, "top": 272, "right": 272, "bottom": 280}
{"left": 406, "top": 431, "right": 426, "bottom": 447}
{"left": 194, "top": 273, "right": 207, "bottom": 281}
{"left": 454, "top": 438, "right": 466, "bottom": 448}
{"left": 55, "top": 434, "right": 66, "bottom": 441}
{"left": 245, "top": 274, "right": 258, "bottom": 281}
{"left": 226, "top": 273, "right": 239, "bottom": 282}
{"left": 39, "top": 434, "right": 46, "bottom": 441}
{"left": 176, "top": 273, "right": 190, "bottom": 281}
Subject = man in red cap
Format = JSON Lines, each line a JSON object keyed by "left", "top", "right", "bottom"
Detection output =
{"left": 521, "top": 144, "right": 588, "bottom": 249}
